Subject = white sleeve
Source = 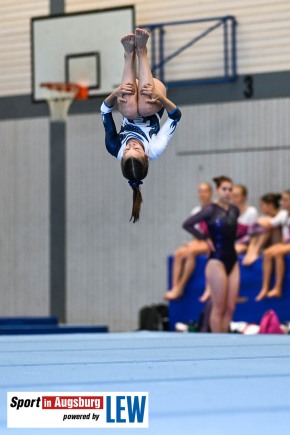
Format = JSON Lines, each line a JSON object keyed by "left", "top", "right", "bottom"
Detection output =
{"left": 190, "top": 205, "right": 202, "bottom": 216}
{"left": 270, "top": 209, "right": 288, "bottom": 227}
{"left": 247, "top": 207, "right": 259, "bottom": 225}
{"left": 100, "top": 101, "right": 113, "bottom": 114}
{"left": 282, "top": 218, "right": 290, "bottom": 242}
{"left": 148, "top": 117, "right": 178, "bottom": 160}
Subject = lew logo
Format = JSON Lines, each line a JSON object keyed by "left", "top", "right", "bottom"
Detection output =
{"left": 106, "top": 395, "right": 147, "bottom": 424}
{"left": 7, "top": 392, "right": 149, "bottom": 428}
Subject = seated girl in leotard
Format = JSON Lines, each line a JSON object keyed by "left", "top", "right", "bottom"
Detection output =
{"left": 254, "top": 190, "right": 290, "bottom": 301}
{"left": 164, "top": 182, "right": 212, "bottom": 301}
{"left": 231, "top": 184, "right": 259, "bottom": 253}
{"left": 242, "top": 193, "right": 286, "bottom": 266}
{"left": 101, "top": 28, "right": 181, "bottom": 222}
{"left": 183, "top": 176, "right": 240, "bottom": 333}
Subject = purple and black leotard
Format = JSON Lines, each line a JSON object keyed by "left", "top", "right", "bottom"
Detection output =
{"left": 183, "top": 203, "right": 240, "bottom": 275}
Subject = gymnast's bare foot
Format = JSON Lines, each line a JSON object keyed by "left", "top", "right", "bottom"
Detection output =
{"left": 121, "top": 34, "right": 136, "bottom": 54}
{"left": 242, "top": 253, "right": 259, "bottom": 266}
{"left": 135, "top": 28, "right": 149, "bottom": 52}
{"left": 163, "top": 287, "right": 183, "bottom": 301}
{"left": 255, "top": 288, "right": 268, "bottom": 301}
{"left": 267, "top": 288, "right": 282, "bottom": 298}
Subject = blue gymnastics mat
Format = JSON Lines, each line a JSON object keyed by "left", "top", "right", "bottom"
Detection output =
{"left": 0, "top": 317, "right": 108, "bottom": 335}
{"left": 1, "top": 331, "right": 290, "bottom": 434}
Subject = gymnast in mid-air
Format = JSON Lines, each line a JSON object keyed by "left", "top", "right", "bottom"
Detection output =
{"left": 101, "top": 28, "right": 182, "bottom": 222}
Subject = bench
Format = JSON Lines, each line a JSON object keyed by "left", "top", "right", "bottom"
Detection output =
{"left": 168, "top": 255, "right": 290, "bottom": 331}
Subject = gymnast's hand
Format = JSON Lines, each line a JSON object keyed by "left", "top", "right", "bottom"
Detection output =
{"left": 114, "top": 83, "right": 136, "bottom": 103}
{"left": 206, "top": 238, "right": 215, "bottom": 252}
{"left": 257, "top": 216, "right": 273, "bottom": 228}
{"left": 140, "top": 84, "right": 160, "bottom": 103}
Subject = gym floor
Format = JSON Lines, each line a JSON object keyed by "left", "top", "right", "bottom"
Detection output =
{"left": 1, "top": 331, "right": 290, "bottom": 434}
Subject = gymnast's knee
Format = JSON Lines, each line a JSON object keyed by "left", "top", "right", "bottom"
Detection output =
{"left": 174, "top": 246, "right": 188, "bottom": 259}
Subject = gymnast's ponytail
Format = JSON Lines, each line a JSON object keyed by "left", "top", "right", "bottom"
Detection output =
{"left": 121, "top": 156, "right": 149, "bottom": 223}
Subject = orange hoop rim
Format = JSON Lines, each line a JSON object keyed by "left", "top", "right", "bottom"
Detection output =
{"left": 40, "top": 82, "right": 88, "bottom": 100}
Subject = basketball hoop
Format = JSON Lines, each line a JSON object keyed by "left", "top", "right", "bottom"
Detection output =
{"left": 40, "top": 82, "right": 88, "bottom": 122}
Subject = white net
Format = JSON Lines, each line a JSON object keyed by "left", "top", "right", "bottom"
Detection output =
{"left": 41, "top": 84, "right": 79, "bottom": 122}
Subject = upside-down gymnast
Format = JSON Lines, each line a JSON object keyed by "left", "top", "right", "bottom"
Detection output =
{"left": 183, "top": 176, "right": 240, "bottom": 333}
{"left": 100, "top": 28, "right": 182, "bottom": 222}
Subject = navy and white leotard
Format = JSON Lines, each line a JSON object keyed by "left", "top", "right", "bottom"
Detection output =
{"left": 183, "top": 203, "right": 240, "bottom": 275}
{"left": 100, "top": 101, "right": 181, "bottom": 160}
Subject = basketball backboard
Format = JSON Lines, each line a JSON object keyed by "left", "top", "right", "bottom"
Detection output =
{"left": 31, "top": 6, "right": 135, "bottom": 102}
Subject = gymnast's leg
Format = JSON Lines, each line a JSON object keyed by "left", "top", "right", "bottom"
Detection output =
{"left": 206, "top": 260, "right": 227, "bottom": 333}
{"left": 135, "top": 28, "right": 165, "bottom": 117}
{"left": 255, "top": 245, "right": 275, "bottom": 301}
{"left": 268, "top": 244, "right": 290, "bottom": 298}
{"left": 117, "top": 33, "right": 138, "bottom": 119}
{"left": 164, "top": 240, "right": 209, "bottom": 300}
{"left": 242, "top": 232, "right": 271, "bottom": 266}
{"left": 222, "top": 262, "right": 240, "bottom": 332}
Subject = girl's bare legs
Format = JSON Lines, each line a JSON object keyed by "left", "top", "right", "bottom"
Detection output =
{"left": 174, "top": 241, "right": 209, "bottom": 293}
{"left": 235, "top": 243, "right": 248, "bottom": 254}
{"left": 267, "top": 254, "right": 285, "bottom": 298}
{"left": 135, "top": 28, "right": 165, "bottom": 116}
{"left": 267, "top": 244, "right": 290, "bottom": 298}
{"left": 164, "top": 244, "right": 189, "bottom": 300}
{"left": 241, "top": 238, "right": 257, "bottom": 265}
{"left": 222, "top": 263, "right": 240, "bottom": 332}
{"left": 117, "top": 34, "right": 138, "bottom": 119}
{"left": 164, "top": 240, "right": 208, "bottom": 300}
{"left": 255, "top": 246, "right": 275, "bottom": 301}
{"left": 206, "top": 260, "right": 227, "bottom": 333}
{"left": 242, "top": 232, "right": 271, "bottom": 265}
{"left": 172, "top": 245, "right": 189, "bottom": 287}
{"left": 164, "top": 253, "right": 195, "bottom": 300}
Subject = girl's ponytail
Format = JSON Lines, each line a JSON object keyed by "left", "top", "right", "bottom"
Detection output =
{"left": 121, "top": 157, "right": 149, "bottom": 223}
{"left": 128, "top": 180, "right": 143, "bottom": 223}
